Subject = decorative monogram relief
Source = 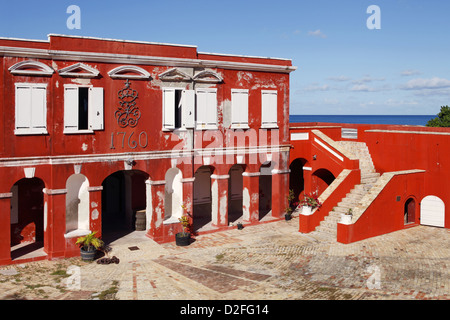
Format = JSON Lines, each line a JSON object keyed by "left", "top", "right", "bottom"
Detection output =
{"left": 115, "top": 80, "right": 141, "bottom": 128}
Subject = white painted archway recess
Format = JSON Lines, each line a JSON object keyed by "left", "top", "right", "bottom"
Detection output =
{"left": 65, "top": 174, "right": 90, "bottom": 235}
{"left": 164, "top": 168, "right": 183, "bottom": 224}
{"left": 420, "top": 195, "right": 445, "bottom": 227}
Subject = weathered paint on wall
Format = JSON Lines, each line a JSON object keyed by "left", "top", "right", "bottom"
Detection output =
{"left": 0, "top": 35, "right": 294, "bottom": 264}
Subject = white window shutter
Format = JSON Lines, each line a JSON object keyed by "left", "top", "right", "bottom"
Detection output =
{"left": 89, "top": 87, "right": 104, "bottom": 130}
{"left": 64, "top": 87, "right": 79, "bottom": 131}
{"left": 196, "top": 90, "right": 207, "bottom": 125}
{"left": 15, "top": 85, "right": 32, "bottom": 130}
{"left": 206, "top": 90, "right": 217, "bottom": 126}
{"left": 182, "top": 89, "right": 195, "bottom": 128}
{"left": 262, "top": 90, "right": 277, "bottom": 127}
{"left": 163, "top": 88, "right": 175, "bottom": 129}
{"left": 30, "top": 86, "right": 47, "bottom": 130}
{"left": 231, "top": 89, "right": 248, "bottom": 126}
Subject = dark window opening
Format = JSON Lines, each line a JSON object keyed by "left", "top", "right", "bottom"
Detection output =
{"left": 78, "top": 87, "right": 89, "bottom": 130}
{"left": 174, "top": 89, "right": 183, "bottom": 129}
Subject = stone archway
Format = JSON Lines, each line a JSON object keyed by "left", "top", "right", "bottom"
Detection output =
{"left": 311, "top": 168, "right": 335, "bottom": 196}
{"left": 10, "top": 178, "right": 45, "bottom": 260}
{"left": 101, "top": 170, "right": 148, "bottom": 242}
{"left": 289, "top": 158, "right": 307, "bottom": 206}
{"left": 259, "top": 162, "right": 273, "bottom": 220}
{"left": 193, "top": 166, "right": 214, "bottom": 231}
{"left": 228, "top": 164, "right": 245, "bottom": 224}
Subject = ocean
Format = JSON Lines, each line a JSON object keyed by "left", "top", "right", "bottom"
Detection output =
{"left": 289, "top": 115, "right": 435, "bottom": 126}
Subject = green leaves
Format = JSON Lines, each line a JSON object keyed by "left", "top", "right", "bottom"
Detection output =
{"left": 426, "top": 106, "right": 450, "bottom": 127}
{"left": 76, "top": 231, "right": 104, "bottom": 250}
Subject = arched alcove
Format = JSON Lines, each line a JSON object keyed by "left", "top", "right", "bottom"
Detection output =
{"left": 164, "top": 168, "right": 183, "bottom": 223}
{"left": 66, "top": 174, "right": 90, "bottom": 234}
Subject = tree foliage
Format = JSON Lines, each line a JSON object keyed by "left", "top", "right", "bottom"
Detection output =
{"left": 426, "top": 105, "right": 450, "bottom": 127}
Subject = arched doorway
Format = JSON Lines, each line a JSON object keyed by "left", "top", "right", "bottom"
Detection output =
{"left": 259, "top": 162, "right": 272, "bottom": 220}
{"left": 404, "top": 198, "right": 416, "bottom": 225}
{"left": 101, "top": 170, "right": 148, "bottom": 243}
{"left": 420, "top": 195, "right": 445, "bottom": 227}
{"left": 193, "top": 166, "right": 213, "bottom": 231}
{"left": 228, "top": 164, "right": 245, "bottom": 223}
{"left": 289, "top": 158, "right": 307, "bottom": 206}
{"left": 311, "top": 168, "right": 335, "bottom": 196}
{"left": 10, "top": 178, "right": 45, "bottom": 260}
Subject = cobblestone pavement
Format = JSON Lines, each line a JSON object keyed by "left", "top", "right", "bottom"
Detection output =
{"left": 0, "top": 216, "right": 449, "bottom": 301}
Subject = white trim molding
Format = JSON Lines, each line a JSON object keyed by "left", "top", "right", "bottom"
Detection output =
{"left": 242, "top": 172, "right": 261, "bottom": 177}
{"left": 87, "top": 186, "right": 103, "bottom": 192}
{"left": 193, "top": 70, "right": 223, "bottom": 83}
{"left": 313, "top": 137, "right": 344, "bottom": 162}
{"left": 42, "top": 188, "right": 67, "bottom": 195}
{"left": 108, "top": 65, "right": 151, "bottom": 80}
{"left": 210, "top": 174, "right": 230, "bottom": 180}
{"left": 0, "top": 45, "right": 297, "bottom": 74}
{"left": 159, "top": 67, "right": 192, "bottom": 81}
{"left": 9, "top": 60, "right": 54, "bottom": 76}
{"left": 146, "top": 180, "right": 166, "bottom": 186}
{"left": 58, "top": 62, "right": 100, "bottom": 78}
{"left": 271, "top": 169, "right": 291, "bottom": 175}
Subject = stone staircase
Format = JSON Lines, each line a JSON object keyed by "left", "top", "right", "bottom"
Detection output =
{"left": 311, "top": 141, "right": 381, "bottom": 241}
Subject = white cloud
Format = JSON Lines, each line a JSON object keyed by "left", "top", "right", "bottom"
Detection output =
{"left": 307, "top": 29, "right": 327, "bottom": 38}
{"left": 303, "top": 83, "right": 330, "bottom": 92}
{"left": 384, "top": 99, "right": 419, "bottom": 106}
{"left": 352, "top": 76, "right": 385, "bottom": 85}
{"left": 350, "top": 83, "right": 391, "bottom": 92}
{"left": 401, "top": 77, "right": 450, "bottom": 90}
{"left": 327, "top": 75, "right": 351, "bottom": 82}
{"left": 401, "top": 69, "right": 421, "bottom": 77}
{"left": 351, "top": 84, "right": 373, "bottom": 92}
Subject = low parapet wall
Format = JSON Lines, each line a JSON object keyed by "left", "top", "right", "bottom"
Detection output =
{"left": 337, "top": 170, "right": 426, "bottom": 244}
{"left": 299, "top": 168, "right": 360, "bottom": 233}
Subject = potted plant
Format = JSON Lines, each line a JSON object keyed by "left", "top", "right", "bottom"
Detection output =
{"left": 300, "top": 193, "right": 322, "bottom": 216}
{"left": 340, "top": 208, "right": 353, "bottom": 224}
{"left": 176, "top": 205, "right": 192, "bottom": 246}
{"left": 285, "top": 189, "right": 298, "bottom": 220}
{"left": 76, "top": 231, "right": 104, "bottom": 261}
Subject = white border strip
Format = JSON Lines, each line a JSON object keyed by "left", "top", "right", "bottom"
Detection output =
{"left": 314, "top": 138, "right": 344, "bottom": 162}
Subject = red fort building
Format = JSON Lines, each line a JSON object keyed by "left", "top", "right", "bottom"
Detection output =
{"left": 0, "top": 34, "right": 448, "bottom": 265}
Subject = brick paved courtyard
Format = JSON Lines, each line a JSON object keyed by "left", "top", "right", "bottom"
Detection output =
{"left": 0, "top": 216, "right": 448, "bottom": 301}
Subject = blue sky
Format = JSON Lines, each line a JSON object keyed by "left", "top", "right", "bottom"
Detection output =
{"left": 1, "top": 0, "right": 449, "bottom": 115}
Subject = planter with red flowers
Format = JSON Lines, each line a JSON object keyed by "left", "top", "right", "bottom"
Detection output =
{"left": 299, "top": 193, "right": 322, "bottom": 216}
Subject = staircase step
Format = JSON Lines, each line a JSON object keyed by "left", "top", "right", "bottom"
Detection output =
{"left": 310, "top": 140, "right": 382, "bottom": 242}
{"left": 332, "top": 206, "right": 348, "bottom": 214}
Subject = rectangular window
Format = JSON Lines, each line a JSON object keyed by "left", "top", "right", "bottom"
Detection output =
{"left": 196, "top": 88, "right": 217, "bottom": 130}
{"left": 261, "top": 90, "right": 278, "bottom": 128}
{"left": 15, "top": 83, "right": 48, "bottom": 135}
{"left": 64, "top": 86, "right": 104, "bottom": 133}
{"left": 231, "top": 89, "right": 249, "bottom": 129}
{"left": 163, "top": 88, "right": 195, "bottom": 130}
